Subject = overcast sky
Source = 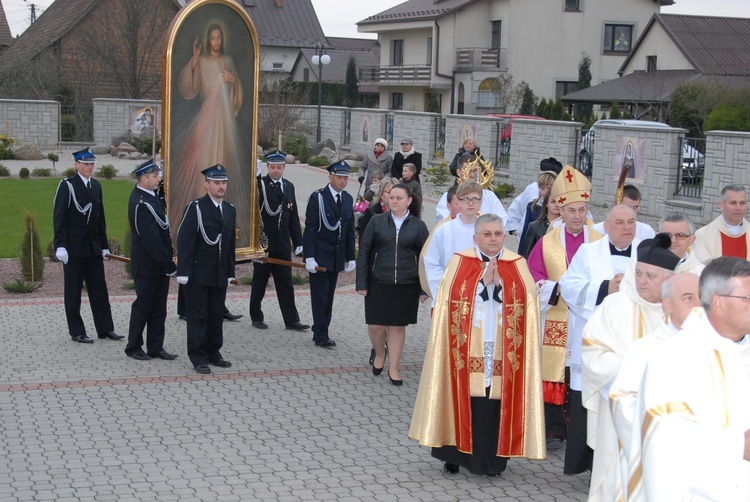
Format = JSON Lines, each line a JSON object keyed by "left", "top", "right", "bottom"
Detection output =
{"left": 4, "top": 0, "right": 750, "bottom": 38}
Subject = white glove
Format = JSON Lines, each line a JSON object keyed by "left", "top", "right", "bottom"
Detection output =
{"left": 55, "top": 247, "right": 69, "bottom": 265}
{"left": 305, "top": 258, "right": 319, "bottom": 274}
{"left": 228, "top": 277, "right": 235, "bottom": 286}
{"left": 345, "top": 260, "right": 356, "bottom": 273}
{"left": 102, "top": 249, "right": 110, "bottom": 259}
{"left": 294, "top": 246, "right": 303, "bottom": 256}
{"left": 256, "top": 158, "right": 262, "bottom": 177}
{"left": 176, "top": 276, "right": 189, "bottom": 285}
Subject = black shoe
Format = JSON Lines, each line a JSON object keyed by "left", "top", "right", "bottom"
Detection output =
{"left": 127, "top": 350, "right": 151, "bottom": 361}
{"left": 368, "top": 348, "right": 376, "bottom": 366}
{"left": 194, "top": 364, "right": 211, "bottom": 374}
{"left": 388, "top": 371, "right": 403, "bottom": 386}
{"left": 98, "top": 331, "right": 124, "bottom": 340}
{"left": 444, "top": 463, "right": 459, "bottom": 474}
{"left": 285, "top": 322, "right": 310, "bottom": 332}
{"left": 71, "top": 334, "right": 94, "bottom": 344}
{"left": 178, "top": 314, "right": 186, "bottom": 321}
{"left": 314, "top": 339, "right": 336, "bottom": 348}
{"left": 209, "top": 358, "right": 232, "bottom": 368}
{"left": 150, "top": 349, "right": 178, "bottom": 360}
{"left": 252, "top": 321, "right": 268, "bottom": 329}
{"left": 224, "top": 311, "right": 243, "bottom": 321}
{"left": 546, "top": 436, "right": 565, "bottom": 450}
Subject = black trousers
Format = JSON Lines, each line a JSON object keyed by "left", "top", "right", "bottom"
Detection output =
{"left": 178, "top": 285, "right": 229, "bottom": 317}
{"left": 431, "top": 388, "right": 508, "bottom": 476}
{"left": 126, "top": 274, "right": 170, "bottom": 356}
{"left": 308, "top": 271, "right": 338, "bottom": 342}
{"left": 63, "top": 255, "right": 114, "bottom": 338}
{"left": 249, "top": 253, "right": 300, "bottom": 326}
{"left": 563, "top": 388, "right": 593, "bottom": 475}
{"left": 545, "top": 402, "right": 567, "bottom": 439}
{"left": 184, "top": 282, "right": 226, "bottom": 367}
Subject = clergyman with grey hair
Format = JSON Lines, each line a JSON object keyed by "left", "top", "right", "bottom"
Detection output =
{"left": 692, "top": 183, "right": 750, "bottom": 264}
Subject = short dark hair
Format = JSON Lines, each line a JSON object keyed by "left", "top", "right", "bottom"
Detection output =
{"left": 446, "top": 184, "right": 459, "bottom": 204}
{"left": 622, "top": 184, "right": 642, "bottom": 201}
{"left": 700, "top": 257, "right": 750, "bottom": 311}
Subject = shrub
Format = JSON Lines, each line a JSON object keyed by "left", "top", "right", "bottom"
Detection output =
{"left": 0, "top": 134, "right": 16, "bottom": 160}
{"left": 0, "top": 164, "right": 10, "bottom": 176}
{"left": 423, "top": 161, "right": 452, "bottom": 186}
{"left": 47, "top": 153, "right": 59, "bottom": 172}
{"left": 132, "top": 137, "right": 161, "bottom": 155}
{"left": 19, "top": 212, "right": 44, "bottom": 282}
{"left": 97, "top": 164, "right": 117, "bottom": 179}
{"left": 292, "top": 272, "right": 309, "bottom": 285}
{"left": 31, "top": 168, "right": 52, "bottom": 177}
{"left": 3, "top": 279, "right": 42, "bottom": 294}
{"left": 494, "top": 183, "right": 516, "bottom": 199}
{"left": 121, "top": 227, "right": 133, "bottom": 279}
{"left": 47, "top": 240, "right": 57, "bottom": 261}
{"left": 308, "top": 155, "right": 329, "bottom": 167}
{"left": 61, "top": 167, "right": 77, "bottom": 178}
{"left": 19, "top": 167, "right": 29, "bottom": 179}
{"left": 122, "top": 281, "right": 135, "bottom": 290}
{"left": 283, "top": 132, "right": 310, "bottom": 163}
{"left": 107, "top": 237, "right": 120, "bottom": 256}
{"left": 238, "top": 276, "right": 253, "bottom": 285}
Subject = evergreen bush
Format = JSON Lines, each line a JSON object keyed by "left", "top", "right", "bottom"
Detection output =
{"left": 308, "top": 156, "right": 329, "bottom": 167}
{"left": 96, "top": 164, "right": 118, "bottom": 179}
{"left": 61, "top": 167, "right": 77, "bottom": 178}
{"left": 31, "top": 168, "right": 52, "bottom": 177}
{"left": 0, "top": 164, "right": 10, "bottom": 176}
{"left": 423, "top": 161, "right": 452, "bottom": 186}
{"left": 19, "top": 212, "right": 44, "bottom": 282}
{"left": 19, "top": 167, "right": 29, "bottom": 179}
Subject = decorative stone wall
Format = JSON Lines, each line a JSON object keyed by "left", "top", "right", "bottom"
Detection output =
{"left": 0, "top": 99, "right": 59, "bottom": 148}
{"left": 93, "top": 98, "right": 161, "bottom": 146}
{"left": 696, "top": 130, "right": 750, "bottom": 225}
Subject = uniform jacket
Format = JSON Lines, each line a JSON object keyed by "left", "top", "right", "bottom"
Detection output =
{"left": 176, "top": 194, "right": 236, "bottom": 287}
{"left": 128, "top": 187, "right": 176, "bottom": 277}
{"left": 303, "top": 186, "right": 356, "bottom": 272}
{"left": 257, "top": 174, "right": 302, "bottom": 255}
{"left": 53, "top": 175, "right": 109, "bottom": 258}
{"left": 355, "top": 211, "right": 429, "bottom": 288}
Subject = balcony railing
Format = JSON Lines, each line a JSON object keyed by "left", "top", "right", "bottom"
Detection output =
{"left": 455, "top": 47, "right": 508, "bottom": 72}
{"left": 358, "top": 65, "right": 432, "bottom": 84}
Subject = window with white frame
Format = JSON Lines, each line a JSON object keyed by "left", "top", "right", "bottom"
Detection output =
{"left": 478, "top": 78, "right": 501, "bottom": 108}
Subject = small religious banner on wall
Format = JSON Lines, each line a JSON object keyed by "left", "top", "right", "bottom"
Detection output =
{"left": 162, "top": 0, "right": 264, "bottom": 260}
{"left": 459, "top": 125, "right": 477, "bottom": 147}
{"left": 129, "top": 106, "right": 160, "bottom": 136}
{"left": 615, "top": 136, "right": 647, "bottom": 181}
{"left": 361, "top": 115, "right": 371, "bottom": 143}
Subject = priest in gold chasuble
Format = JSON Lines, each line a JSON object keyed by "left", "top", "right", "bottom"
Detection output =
{"left": 409, "top": 214, "right": 545, "bottom": 475}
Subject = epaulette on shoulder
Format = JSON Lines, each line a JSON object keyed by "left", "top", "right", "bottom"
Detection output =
{"left": 225, "top": 202, "right": 234, "bottom": 208}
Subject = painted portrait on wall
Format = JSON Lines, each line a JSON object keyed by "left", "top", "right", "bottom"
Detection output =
{"left": 163, "top": 0, "right": 263, "bottom": 258}
{"left": 361, "top": 115, "right": 371, "bottom": 143}
{"left": 129, "top": 105, "right": 158, "bottom": 134}
{"left": 460, "top": 124, "right": 477, "bottom": 148}
{"left": 615, "top": 136, "right": 647, "bottom": 180}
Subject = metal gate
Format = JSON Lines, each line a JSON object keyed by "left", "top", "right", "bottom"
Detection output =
{"left": 675, "top": 137, "right": 705, "bottom": 199}
{"left": 343, "top": 109, "right": 351, "bottom": 145}
{"left": 574, "top": 127, "right": 594, "bottom": 179}
{"left": 493, "top": 119, "right": 511, "bottom": 169}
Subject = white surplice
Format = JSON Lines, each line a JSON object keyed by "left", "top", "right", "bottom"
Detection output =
{"left": 635, "top": 309, "right": 750, "bottom": 501}
{"left": 609, "top": 320, "right": 677, "bottom": 502}
{"left": 559, "top": 237, "right": 640, "bottom": 391}
{"left": 422, "top": 217, "right": 477, "bottom": 299}
{"left": 581, "top": 280, "right": 666, "bottom": 501}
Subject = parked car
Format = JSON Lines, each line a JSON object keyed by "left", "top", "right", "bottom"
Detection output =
{"left": 578, "top": 119, "right": 704, "bottom": 182}
{"left": 486, "top": 114, "right": 545, "bottom": 155}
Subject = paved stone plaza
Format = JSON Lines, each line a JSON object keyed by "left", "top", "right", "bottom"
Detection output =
{"left": 0, "top": 164, "right": 590, "bottom": 501}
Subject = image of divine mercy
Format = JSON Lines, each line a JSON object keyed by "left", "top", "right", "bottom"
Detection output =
{"left": 170, "top": 21, "right": 251, "bottom": 247}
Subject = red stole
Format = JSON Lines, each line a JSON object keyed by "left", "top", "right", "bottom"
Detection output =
{"left": 446, "top": 254, "right": 530, "bottom": 456}
{"left": 720, "top": 232, "right": 747, "bottom": 259}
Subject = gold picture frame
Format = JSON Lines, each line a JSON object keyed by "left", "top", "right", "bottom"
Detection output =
{"left": 162, "top": 0, "right": 264, "bottom": 261}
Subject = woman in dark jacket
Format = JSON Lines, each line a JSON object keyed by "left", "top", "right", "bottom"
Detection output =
{"left": 448, "top": 137, "right": 484, "bottom": 178}
{"left": 521, "top": 190, "right": 561, "bottom": 258}
{"left": 356, "top": 184, "right": 429, "bottom": 386}
{"left": 391, "top": 137, "right": 423, "bottom": 182}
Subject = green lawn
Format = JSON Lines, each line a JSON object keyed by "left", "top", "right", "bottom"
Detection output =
{"left": 0, "top": 178, "right": 135, "bottom": 258}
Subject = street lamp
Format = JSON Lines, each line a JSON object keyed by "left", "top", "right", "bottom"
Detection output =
{"left": 311, "top": 42, "right": 331, "bottom": 143}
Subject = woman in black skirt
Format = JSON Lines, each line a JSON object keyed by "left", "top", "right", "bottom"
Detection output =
{"left": 356, "top": 184, "right": 429, "bottom": 386}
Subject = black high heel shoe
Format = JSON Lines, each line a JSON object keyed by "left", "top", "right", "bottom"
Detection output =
{"left": 388, "top": 370, "right": 402, "bottom": 386}
{"left": 372, "top": 353, "right": 385, "bottom": 376}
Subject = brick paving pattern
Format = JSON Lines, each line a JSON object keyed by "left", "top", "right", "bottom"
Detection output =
{"left": 0, "top": 164, "right": 590, "bottom": 501}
